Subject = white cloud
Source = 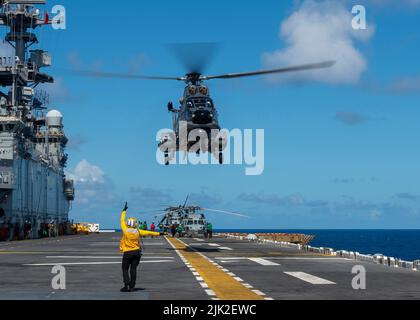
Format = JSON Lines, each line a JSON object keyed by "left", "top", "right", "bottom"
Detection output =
{"left": 365, "top": 0, "right": 420, "bottom": 7}
{"left": 67, "top": 160, "right": 119, "bottom": 208}
{"left": 263, "top": 0, "right": 375, "bottom": 85}
{"left": 65, "top": 161, "right": 125, "bottom": 227}
{"left": 68, "top": 159, "right": 105, "bottom": 184}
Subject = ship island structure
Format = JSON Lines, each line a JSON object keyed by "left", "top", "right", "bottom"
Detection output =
{"left": 0, "top": 1, "right": 74, "bottom": 241}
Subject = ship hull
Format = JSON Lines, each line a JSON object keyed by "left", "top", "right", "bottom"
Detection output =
{"left": 0, "top": 157, "right": 70, "bottom": 241}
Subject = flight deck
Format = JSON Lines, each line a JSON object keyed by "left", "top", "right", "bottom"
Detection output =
{"left": 0, "top": 233, "right": 419, "bottom": 300}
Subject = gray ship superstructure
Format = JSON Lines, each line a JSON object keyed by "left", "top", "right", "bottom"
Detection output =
{"left": 0, "top": 1, "right": 74, "bottom": 241}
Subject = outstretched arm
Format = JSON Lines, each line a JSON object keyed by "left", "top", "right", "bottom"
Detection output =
{"left": 120, "top": 202, "right": 128, "bottom": 233}
{"left": 139, "top": 230, "right": 161, "bottom": 237}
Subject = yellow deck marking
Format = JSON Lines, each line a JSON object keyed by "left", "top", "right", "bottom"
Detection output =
{"left": 167, "top": 237, "right": 264, "bottom": 300}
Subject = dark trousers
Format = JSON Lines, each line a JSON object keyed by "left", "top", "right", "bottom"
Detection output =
{"left": 122, "top": 250, "right": 141, "bottom": 288}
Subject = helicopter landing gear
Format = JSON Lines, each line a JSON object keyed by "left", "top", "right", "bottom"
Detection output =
{"left": 218, "top": 137, "right": 224, "bottom": 165}
{"left": 164, "top": 151, "right": 170, "bottom": 166}
{"left": 218, "top": 153, "right": 223, "bottom": 165}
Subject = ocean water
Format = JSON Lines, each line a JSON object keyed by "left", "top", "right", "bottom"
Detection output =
{"left": 216, "top": 229, "right": 420, "bottom": 261}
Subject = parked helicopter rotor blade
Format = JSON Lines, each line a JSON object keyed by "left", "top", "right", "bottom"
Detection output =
{"left": 163, "top": 208, "right": 184, "bottom": 214}
{"left": 142, "top": 207, "right": 187, "bottom": 216}
{"left": 156, "top": 213, "right": 167, "bottom": 217}
{"left": 169, "top": 42, "right": 220, "bottom": 74}
{"left": 73, "top": 70, "right": 185, "bottom": 81}
{"left": 201, "top": 61, "right": 336, "bottom": 81}
{"left": 141, "top": 209, "right": 168, "bottom": 214}
{"left": 202, "top": 208, "right": 250, "bottom": 218}
{"left": 137, "top": 212, "right": 167, "bottom": 223}
{"left": 141, "top": 211, "right": 167, "bottom": 217}
{"left": 159, "top": 215, "right": 167, "bottom": 225}
{"left": 182, "top": 195, "right": 190, "bottom": 209}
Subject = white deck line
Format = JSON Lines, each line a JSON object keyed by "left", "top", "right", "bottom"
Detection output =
{"left": 284, "top": 272, "right": 336, "bottom": 285}
{"left": 24, "top": 260, "right": 173, "bottom": 267}
{"left": 248, "top": 258, "right": 280, "bottom": 266}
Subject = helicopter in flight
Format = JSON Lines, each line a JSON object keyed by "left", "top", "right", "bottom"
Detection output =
{"left": 75, "top": 44, "right": 335, "bottom": 165}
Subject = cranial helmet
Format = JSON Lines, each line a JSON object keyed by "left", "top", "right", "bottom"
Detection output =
{"left": 127, "top": 218, "right": 138, "bottom": 228}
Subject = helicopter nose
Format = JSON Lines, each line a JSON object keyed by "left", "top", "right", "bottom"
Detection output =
{"left": 192, "top": 110, "right": 213, "bottom": 124}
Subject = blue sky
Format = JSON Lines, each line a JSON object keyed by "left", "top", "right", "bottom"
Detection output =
{"left": 14, "top": 0, "right": 420, "bottom": 229}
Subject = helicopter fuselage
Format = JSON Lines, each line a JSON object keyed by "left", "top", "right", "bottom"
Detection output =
{"left": 158, "top": 205, "right": 208, "bottom": 237}
{"left": 175, "top": 84, "right": 220, "bottom": 131}
{"left": 161, "top": 81, "right": 227, "bottom": 164}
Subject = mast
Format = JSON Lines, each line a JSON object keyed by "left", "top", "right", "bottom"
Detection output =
{"left": 0, "top": 1, "right": 74, "bottom": 241}
{"left": 0, "top": 0, "right": 53, "bottom": 115}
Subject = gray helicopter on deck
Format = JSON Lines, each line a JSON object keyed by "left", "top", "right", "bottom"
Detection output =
{"left": 143, "top": 195, "right": 248, "bottom": 238}
{"left": 75, "top": 44, "right": 335, "bottom": 165}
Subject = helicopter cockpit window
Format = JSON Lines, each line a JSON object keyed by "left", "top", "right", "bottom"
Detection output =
{"left": 185, "top": 98, "right": 214, "bottom": 113}
{"left": 182, "top": 103, "right": 193, "bottom": 119}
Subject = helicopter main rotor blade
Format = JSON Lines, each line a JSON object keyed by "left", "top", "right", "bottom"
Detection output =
{"left": 201, "top": 61, "right": 336, "bottom": 81}
{"left": 74, "top": 70, "right": 185, "bottom": 81}
{"left": 169, "top": 42, "right": 220, "bottom": 74}
{"left": 202, "top": 208, "right": 250, "bottom": 218}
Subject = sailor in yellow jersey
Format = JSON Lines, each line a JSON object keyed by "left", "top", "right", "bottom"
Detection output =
{"left": 120, "top": 202, "right": 162, "bottom": 292}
